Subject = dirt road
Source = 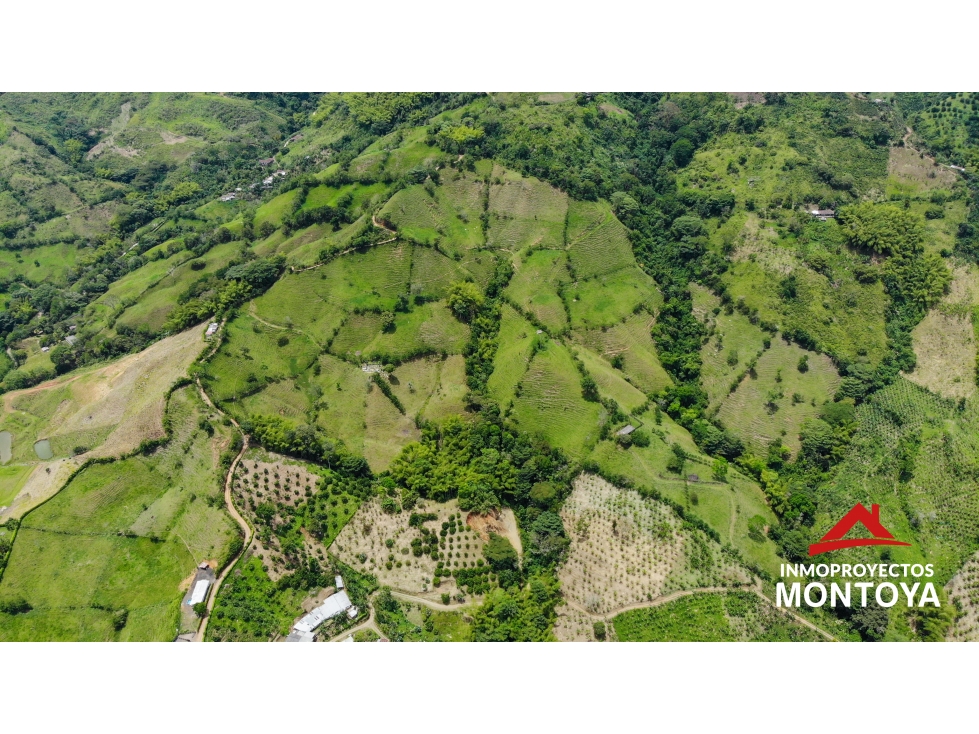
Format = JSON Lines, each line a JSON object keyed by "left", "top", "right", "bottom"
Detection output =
{"left": 194, "top": 377, "right": 253, "bottom": 642}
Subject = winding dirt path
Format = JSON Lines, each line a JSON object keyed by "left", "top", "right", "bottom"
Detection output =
{"left": 193, "top": 361, "right": 253, "bottom": 641}
{"left": 390, "top": 589, "right": 469, "bottom": 612}
{"left": 327, "top": 601, "right": 384, "bottom": 642}
{"left": 288, "top": 214, "right": 397, "bottom": 274}
{"left": 246, "top": 303, "right": 323, "bottom": 349}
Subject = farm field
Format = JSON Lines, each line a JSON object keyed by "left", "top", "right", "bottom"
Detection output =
{"left": 0, "top": 326, "right": 207, "bottom": 518}
{"left": 715, "top": 338, "right": 841, "bottom": 456}
{"left": 905, "top": 264, "right": 978, "bottom": 400}
{"left": 0, "top": 386, "right": 237, "bottom": 641}
{"left": 566, "top": 200, "right": 635, "bottom": 279}
{"left": 558, "top": 474, "right": 749, "bottom": 616}
{"left": 505, "top": 249, "right": 570, "bottom": 333}
{"left": 570, "top": 314, "right": 672, "bottom": 394}
{"left": 331, "top": 498, "right": 490, "bottom": 601}
{"left": 510, "top": 340, "right": 603, "bottom": 459}
{"left": 486, "top": 304, "right": 537, "bottom": 408}
{"left": 566, "top": 266, "right": 661, "bottom": 330}
{"left": 612, "top": 591, "right": 824, "bottom": 642}
{"left": 486, "top": 165, "right": 567, "bottom": 251}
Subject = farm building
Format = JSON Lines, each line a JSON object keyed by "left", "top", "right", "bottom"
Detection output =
{"left": 187, "top": 579, "right": 211, "bottom": 606}
{"left": 205, "top": 322, "right": 219, "bottom": 338}
{"left": 258, "top": 157, "right": 275, "bottom": 167}
{"left": 616, "top": 425, "right": 635, "bottom": 436}
{"left": 293, "top": 590, "right": 353, "bottom": 634}
{"left": 285, "top": 630, "right": 316, "bottom": 642}
{"left": 810, "top": 209, "right": 835, "bottom": 220}
{"left": 335, "top": 575, "right": 344, "bottom": 591}
{"left": 219, "top": 192, "right": 237, "bottom": 202}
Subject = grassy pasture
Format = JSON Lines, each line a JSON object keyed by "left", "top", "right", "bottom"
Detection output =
{"left": 0, "top": 465, "right": 32, "bottom": 507}
{"left": 114, "top": 240, "right": 240, "bottom": 333}
{"left": 571, "top": 314, "right": 673, "bottom": 394}
{"left": 566, "top": 200, "right": 634, "bottom": 279}
{"left": 886, "top": 145, "right": 958, "bottom": 198}
{"left": 418, "top": 354, "right": 468, "bottom": 422}
{"left": 349, "top": 129, "right": 442, "bottom": 181}
{"left": 302, "top": 182, "right": 389, "bottom": 214}
{"left": 310, "top": 355, "right": 369, "bottom": 456}
{"left": 317, "top": 241, "right": 411, "bottom": 312}
{"left": 722, "top": 256, "right": 889, "bottom": 369}
{"left": 364, "top": 384, "right": 420, "bottom": 472}
{"left": 486, "top": 165, "right": 567, "bottom": 251}
{"left": 487, "top": 304, "right": 537, "bottom": 407}
{"left": 379, "top": 185, "right": 482, "bottom": 254}
{"left": 573, "top": 345, "right": 648, "bottom": 413}
{"left": 203, "top": 315, "right": 320, "bottom": 405}
{"left": 251, "top": 269, "right": 345, "bottom": 343}
{"left": 905, "top": 264, "right": 978, "bottom": 400}
{"left": 716, "top": 339, "right": 841, "bottom": 456}
{"left": 566, "top": 267, "right": 661, "bottom": 330}
{"left": 438, "top": 169, "right": 487, "bottom": 227}
{"left": 0, "top": 386, "right": 236, "bottom": 641}
{"left": 86, "top": 248, "right": 195, "bottom": 330}
{"left": 386, "top": 355, "right": 468, "bottom": 423}
{"left": 511, "top": 340, "right": 602, "bottom": 459}
{"left": 409, "top": 245, "right": 469, "bottom": 300}
{"left": 505, "top": 249, "right": 570, "bottom": 332}
{"left": 692, "top": 282, "right": 770, "bottom": 409}
{"left": 254, "top": 188, "right": 302, "bottom": 229}
{"left": 275, "top": 215, "right": 369, "bottom": 265}
{"left": 329, "top": 301, "right": 469, "bottom": 363}
{"left": 0, "top": 242, "right": 81, "bottom": 285}
{"left": 239, "top": 378, "right": 310, "bottom": 424}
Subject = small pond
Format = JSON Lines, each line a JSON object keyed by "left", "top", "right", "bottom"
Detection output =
{"left": 33, "top": 438, "right": 53, "bottom": 460}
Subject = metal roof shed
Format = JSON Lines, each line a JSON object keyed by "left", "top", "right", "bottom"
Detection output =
{"left": 293, "top": 591, "right": 353, "bottom": 633}
{"left": 188, "top": 579, "right": 211, "bottom": 606}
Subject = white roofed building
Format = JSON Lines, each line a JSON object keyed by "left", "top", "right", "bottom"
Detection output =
{"left": 188, "top": 579, "right": 211, "bottom": 606}
{"left": 292, "top": 590, "right": 353, "bottom": 634}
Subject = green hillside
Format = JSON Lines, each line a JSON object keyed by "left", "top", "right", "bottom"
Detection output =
{"left": 3, "top": 92, "right": 979, "bottom": 642}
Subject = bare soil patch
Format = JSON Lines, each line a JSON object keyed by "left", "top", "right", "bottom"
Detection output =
{"left": 466, "top": 507, "right": 522, "bottom": 555}
{"left": 905, "top": 265, "right": 977, "bottom": 400}
{"left": 888, "top": 145, "right": 957, "bottom": 190}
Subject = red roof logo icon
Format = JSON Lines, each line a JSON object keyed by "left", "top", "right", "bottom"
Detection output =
{"left": 808, "top": 503, "right": 911, "bottom": 556}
